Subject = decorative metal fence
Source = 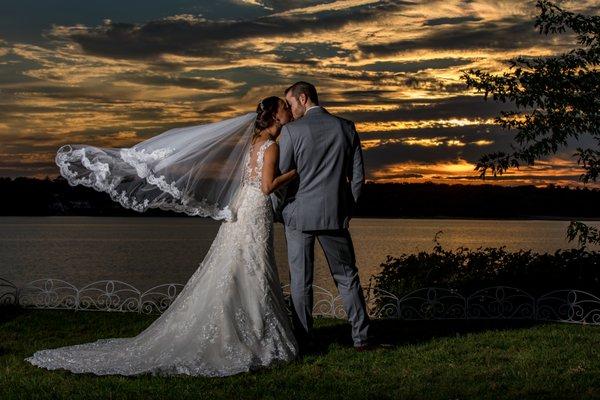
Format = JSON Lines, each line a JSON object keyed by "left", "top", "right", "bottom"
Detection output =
{"left": 1, "top": 278, "right": 599, "bottom": 325}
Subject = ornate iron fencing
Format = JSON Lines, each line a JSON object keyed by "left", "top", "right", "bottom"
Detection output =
{"left": 0, "top": 277, "right": 17, "bottom": 305}
{"left": 1, "top": 278, "right": 599, "bottom": 325}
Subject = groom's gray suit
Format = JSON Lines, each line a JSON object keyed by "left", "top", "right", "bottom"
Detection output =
{"left": 272, "top": 105, "right": 370, "bottom": 347}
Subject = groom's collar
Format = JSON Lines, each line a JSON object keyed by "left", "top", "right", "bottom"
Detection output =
{"left": 304, "top": 105, "right": 326, "bottom": 116}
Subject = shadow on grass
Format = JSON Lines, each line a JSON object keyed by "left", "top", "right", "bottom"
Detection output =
{"left": 306, "top": 317, "right": 545, "bottom": 355}
{"left": 0, "top": 304, "right": 554, "bottom": 358}
{"left": 0, "top": 303, "right": 24, "bottom": 324}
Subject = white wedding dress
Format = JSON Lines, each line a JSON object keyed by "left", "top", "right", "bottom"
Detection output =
{"left": 25, "top": 138, "right": 299, "bottom": 377}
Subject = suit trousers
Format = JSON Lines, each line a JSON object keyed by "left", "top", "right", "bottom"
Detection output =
{"left": 284, "top": 225, "right": 370, "bottom": 346}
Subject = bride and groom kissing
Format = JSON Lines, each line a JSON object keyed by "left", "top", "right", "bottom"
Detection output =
{"left": 26, "top": 81, "right": 375, "bottom": 377}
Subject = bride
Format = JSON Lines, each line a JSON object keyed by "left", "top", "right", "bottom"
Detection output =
{"left": 25, "top": 96, "right": 300, "bottom": 377}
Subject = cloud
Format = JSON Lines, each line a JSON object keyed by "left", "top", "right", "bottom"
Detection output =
{"left": 271, "top": 0, "right": 382, "bottom": 16}
{"left": 236, "top": 0, "right": 274, "bottom": 10}
{"left": 359, "top": 58, "right": 475, "bottom": 73}
{"left": 356, "top": 118, "right": 497, "bottom": 132}
{"left": 367, "top": 155, "right": 600, "bottom": 188}
{"left": 423, "top": 15, "right": 484, "bottom": 26}
{"left": 45, "top": 1, "right": 409, "bottom": 60}
{"left": 340, "top": 95, "right": 515, "bottom": 124}
{"left": 237, "top": 0, "right": 324, "bottom": 12}
{"left": 2, "top": 0, "right": 597, "bottom": 188}
{"left": 359, "top": 16, "right": 565, "bottom": 55}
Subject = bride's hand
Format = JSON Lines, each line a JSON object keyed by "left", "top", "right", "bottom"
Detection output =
{"left": 283, "top": 169, "right": 298, "bottom": 179}
{"left": 276, "top": 169, "right": 297, "bottom": 187}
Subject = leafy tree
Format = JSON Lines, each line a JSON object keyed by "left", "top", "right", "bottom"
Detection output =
{"left": 461, "top": 0, "right": 600, "bottom": 248}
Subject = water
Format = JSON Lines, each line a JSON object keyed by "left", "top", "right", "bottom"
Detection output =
{"left": 1, "top": 216, "right": 598, "bottom": 292}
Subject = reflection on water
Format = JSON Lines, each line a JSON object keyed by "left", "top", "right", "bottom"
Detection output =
{"left": 1, "top": 217, "right": 598, "bottom": 293}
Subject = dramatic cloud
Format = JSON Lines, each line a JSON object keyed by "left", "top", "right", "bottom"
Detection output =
{"left": 359, "top": 16, "right": 566, "bottom": 55}
{"left": 1, "top": 0, "right": 598, "bottom": 188}
{"left": 45, "top": 1, "right": 410, "bottom": 60}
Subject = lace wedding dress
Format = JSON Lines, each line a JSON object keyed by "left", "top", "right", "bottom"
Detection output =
{"left": 25, "top": 138, "right": 299, "bottom": 377}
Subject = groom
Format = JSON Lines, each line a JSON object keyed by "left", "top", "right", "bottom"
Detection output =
{"left": 272, "top": 81, "right": 371, "bottom": 352}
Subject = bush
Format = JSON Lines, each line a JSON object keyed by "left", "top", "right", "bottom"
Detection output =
{"left": 369, "top": 231, "right": 600, "bottom": 298}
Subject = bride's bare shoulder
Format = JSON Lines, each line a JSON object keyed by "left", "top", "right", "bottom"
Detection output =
{"left": 264, "top": 140, "right": 278, "bottom": 153}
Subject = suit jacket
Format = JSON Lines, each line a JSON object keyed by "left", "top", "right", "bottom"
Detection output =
{"left": 271, "top": 106, "right": 365, "bottom": 231}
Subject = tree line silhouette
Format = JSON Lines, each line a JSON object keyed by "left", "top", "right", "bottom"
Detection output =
{"left": 1, "top": 176, "right": 599, "bottom": 219}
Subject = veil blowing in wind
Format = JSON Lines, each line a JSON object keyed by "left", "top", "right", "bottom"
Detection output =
{"left": 26, "top": 97, "right": 300, "bottom": 377}
{"left": 55, "top": 112, "right": 259, "bottom": 221}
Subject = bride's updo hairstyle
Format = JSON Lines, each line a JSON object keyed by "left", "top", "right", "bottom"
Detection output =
{"left": 253, "top": 96, "right": 281, "bottom": 139}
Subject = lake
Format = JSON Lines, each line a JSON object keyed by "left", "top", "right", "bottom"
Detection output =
{"left": 1, "top": 216, "right": 599, "bottom": 293}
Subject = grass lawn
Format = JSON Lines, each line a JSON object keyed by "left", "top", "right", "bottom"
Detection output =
{"left": 1, "top": 305, "right": 599, "bottom": 400}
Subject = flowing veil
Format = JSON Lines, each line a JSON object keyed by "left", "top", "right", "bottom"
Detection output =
{"left": 29, "top": 111, "right": 300, "bottom": 377}
{"left": 56, "top": 112, "right": 258, "bottom": 221}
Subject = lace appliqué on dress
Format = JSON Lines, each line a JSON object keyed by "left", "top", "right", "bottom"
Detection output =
{"left": 242, "top": 139, "right": 275, "bottom": 190}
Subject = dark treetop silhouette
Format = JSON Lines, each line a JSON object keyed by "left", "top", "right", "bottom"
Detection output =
{"left": 462, "top": 0, "right": 600, "bottom": 247}
{"left": 2, "top": 176, "right": 600, "bottom": 221}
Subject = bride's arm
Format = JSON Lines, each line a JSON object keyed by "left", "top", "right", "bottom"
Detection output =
{"left": 262, "top": 143, "right": 297, "bottom": 195}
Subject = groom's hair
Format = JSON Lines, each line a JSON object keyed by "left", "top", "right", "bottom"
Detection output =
{"left": 284, "top": 81, "right": 319, "bottom": 105}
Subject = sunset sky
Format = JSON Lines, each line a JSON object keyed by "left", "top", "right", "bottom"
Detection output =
{"left": 1, "top": 0, "right": 598, "bottom": 187}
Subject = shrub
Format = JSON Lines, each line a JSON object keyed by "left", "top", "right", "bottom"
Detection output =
{"left": 369, "top": 231, "right": 600, "bottom": 298}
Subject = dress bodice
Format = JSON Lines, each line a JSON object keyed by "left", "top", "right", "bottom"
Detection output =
{"left": 242, "top": 139, "right": 275, "bottom": 189}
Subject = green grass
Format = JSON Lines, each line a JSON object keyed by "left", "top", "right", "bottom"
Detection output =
{"left": 1, "top": 305, "right": 599, "bottom": 400}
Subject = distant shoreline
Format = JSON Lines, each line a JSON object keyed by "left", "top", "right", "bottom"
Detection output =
{"left": 354, "top": 215, "right": 600, "bottom": 221}
{"left": 2, "top": 215, "right": 599, "bottom": 222}
{"left": 3, "top": 177, "right": 600, "bottom": 221}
